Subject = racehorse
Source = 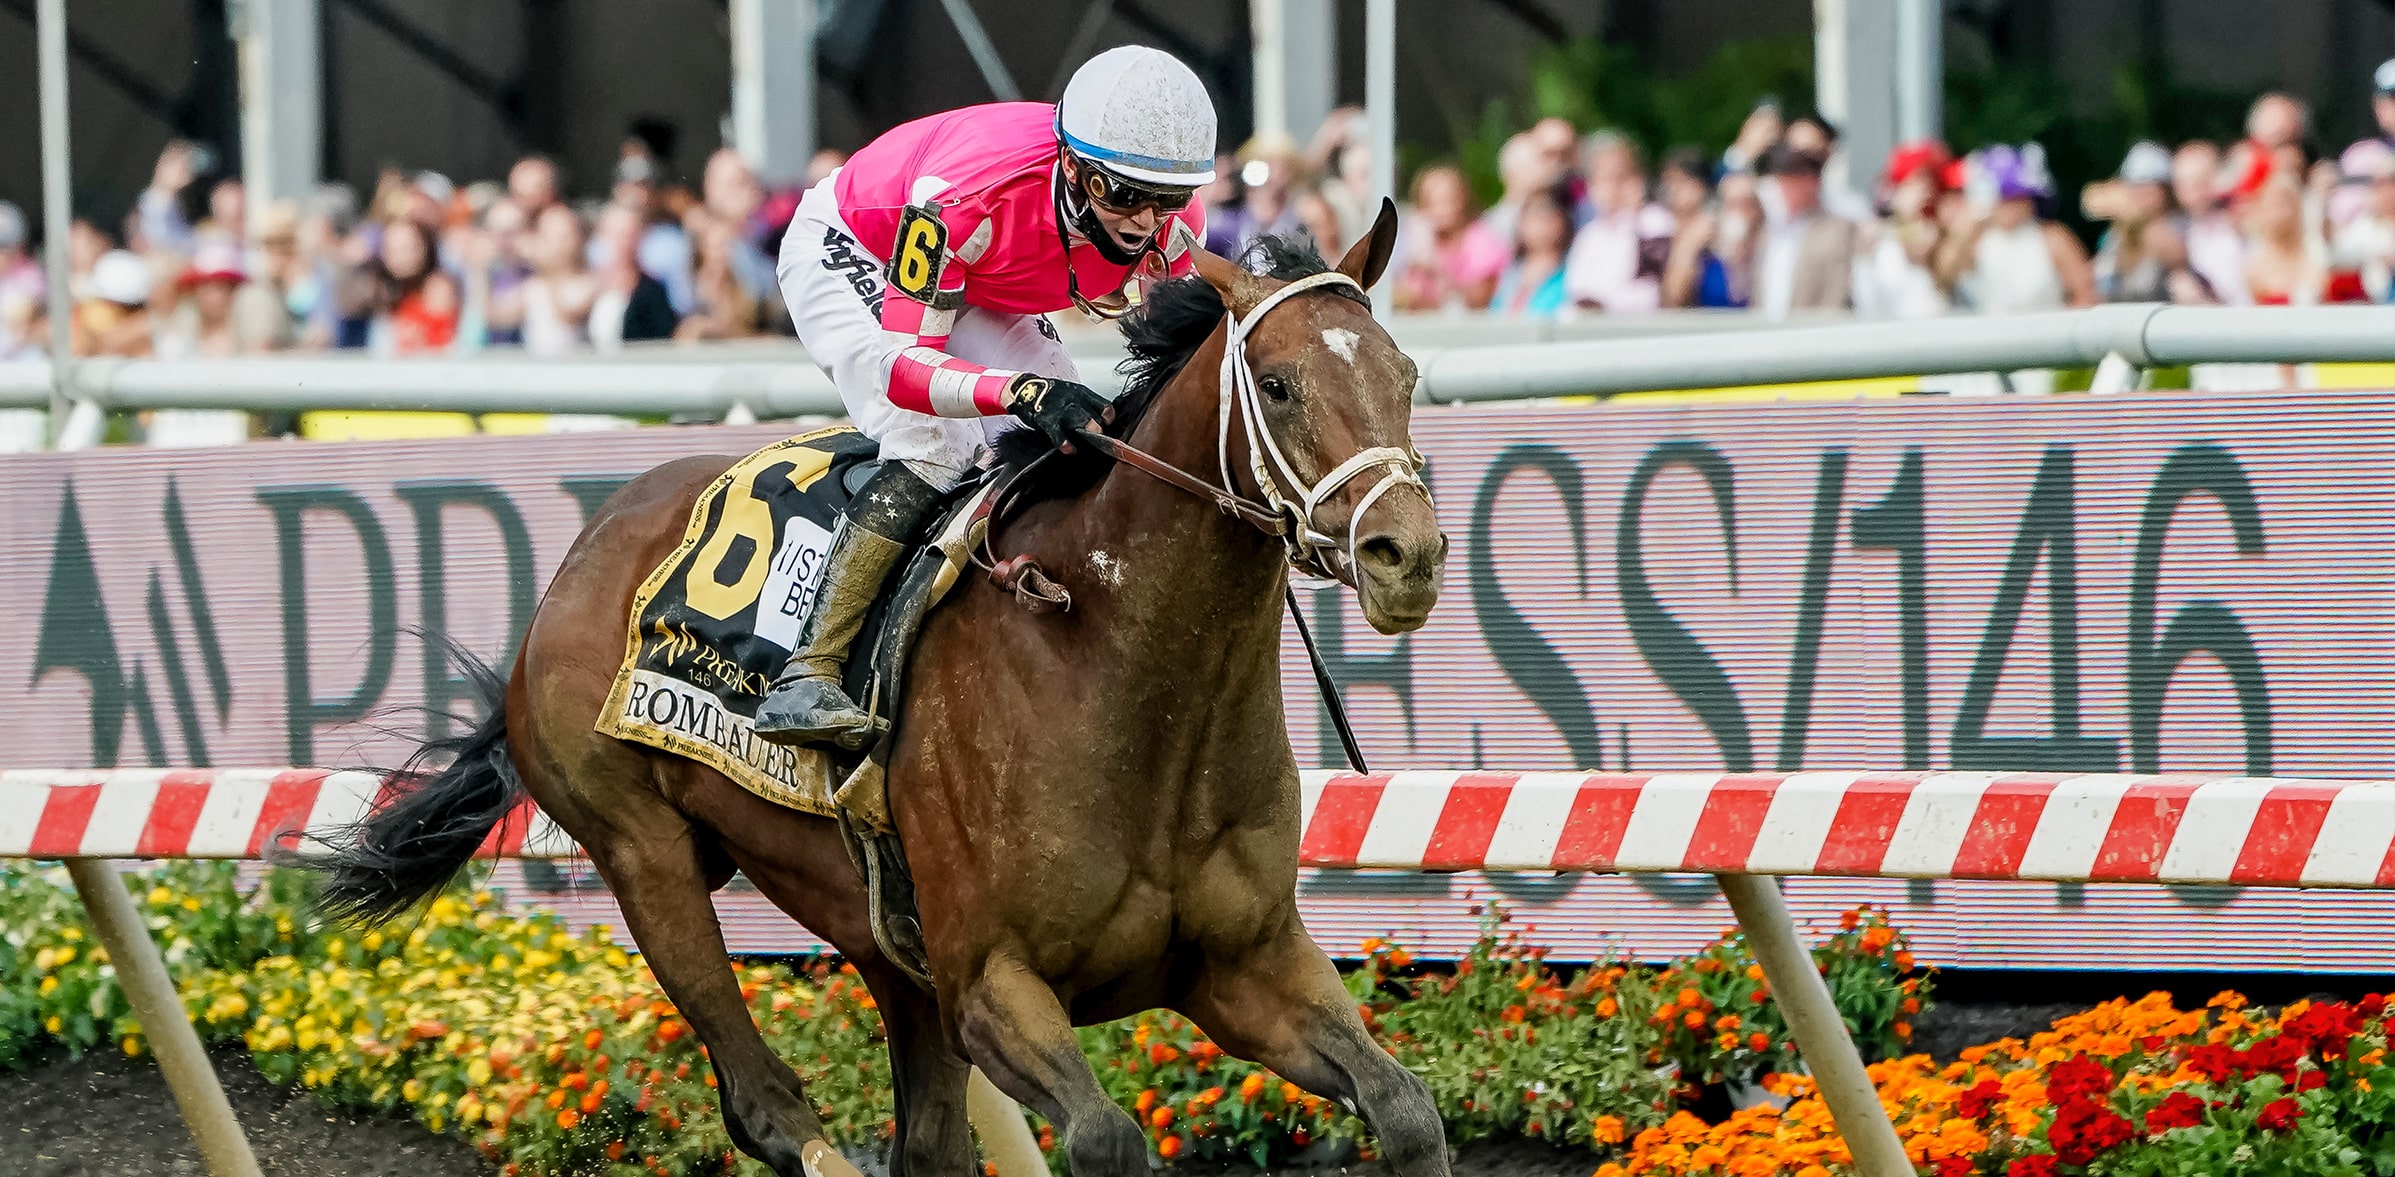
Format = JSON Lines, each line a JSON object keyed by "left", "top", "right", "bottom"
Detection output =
{"left": 296, "top": 204, "right": 1450, "bottom": 1177}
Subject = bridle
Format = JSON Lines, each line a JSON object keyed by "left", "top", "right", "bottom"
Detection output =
{"left": 1071, "top": 270, "right": 1429, "bottom": 584}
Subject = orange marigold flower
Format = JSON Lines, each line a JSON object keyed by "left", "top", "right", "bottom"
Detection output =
{"left": 1157, "top": 1135, "right": 1183, "bottom": 1159}
{"left": 1150, "top": 1105, "right": 1174, "bottom": 1128}
{"left": 1679, "top": 987, "right": 1703, "bottom": 1008}
{"left": 1685, "top": 1010, "right": 1706, "bottom": 1030}
{"left": 1840, "top": 909, "right": 1863, "bottom": 931}
{"left": 556, "top": 1109, "right": 580, "bottom": 1130}
{"left": 1240, "top": 1073, "right": 1267, "bottom": 1102}
{"left": 1596, "top": 997, "right": 1619, "bottom": 1018}
{"left": 584, "top": 1029, "right": 604, "bottom": 1050}
{"left": 1746, "top": 964, "right": 1767, "bottom": 982}
{"left": 1750, "top": 1032, "right": 1771, "bottom": 1053}
{"left": 1281, "top": 1082, "right": 1302, "bottom": 1103}
{"left": 1717, "top": 1015, "right": 1742, "bottom": 1032}
{"left": 1359, "top": 937, "right": 1384, "bottom": 955}
{"left": 1894, "top": 950, "right": 1915, "bottom": 971}
{"left": 1861, "top": 926, "right": 1896, "bottom": 953}
{"left": 1593, "top": 1114, "right": 1626, "bottom": 1144}
{"left": 1717, "top": 1032, "right": 1739, "bottom": 1051}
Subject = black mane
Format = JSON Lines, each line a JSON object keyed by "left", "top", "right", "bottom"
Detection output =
{"left": 990, "top": 234, "right": 1366, "bottom": 493}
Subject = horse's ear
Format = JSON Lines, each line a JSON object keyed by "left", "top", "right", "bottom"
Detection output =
{"left": 1191, "top": 246, "right": 1275, "bottom": 318}
{"left": 1337, "top": 197, "right": 1400, "bottom": 290}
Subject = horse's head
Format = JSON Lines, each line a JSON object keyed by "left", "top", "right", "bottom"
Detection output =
{"left": 1190, "top": 202, "right": 1447, "bottom": 634}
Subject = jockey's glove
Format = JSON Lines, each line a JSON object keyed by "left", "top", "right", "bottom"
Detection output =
{"left": 1002, "top": 373, "right": 1115, "bottom": 449}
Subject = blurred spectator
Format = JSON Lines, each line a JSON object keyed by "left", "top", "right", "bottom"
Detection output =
{"left": 676, "top": 208, "right": 769, "bottom": 341}
{"left": 1938, "top": 144, "right": 2094, "bottom": 313}
{"left": 1854, "top": 140, "right": 1952, "bottom": 318}
{"left": 602, "top": 154, "right": 695, "bottom": 315}
{"left": 2243, "top": 176, "right": 2354, "bottom": 304}
{"left": 1197, "top": 153, "right": 1242, "bottom": 254}
{"left": 521, "top": 204, "right": 596, "bottom": 354}
{"left": 2084, "top": 141, "right": 2180, "bottom": 302}
{"left": 2334, "top": 149, "right": 2395, "bottom": 300}
{"left": 248, "top": 202, "right": 328, "bottom": 348}
{"left": 156, "top": 239, "right": 283, "bottom": 358}
{"left": 1657, "top": 148, "right": 1711, "bottom": 223}
{"left": 1565, "top": 150, "right": 1674, "bottom": 312}
{"left": 1664, "top": 171, "right": 1762, "bottom": 309}
{"left": 806, "top": 149, "right": 849, "bottom": 186}
{"left": 1754, "top": 145, "right": 1856, "bottom": 319}
{"left": 2172, "top": 140, "right": 2247, "bottom": 303}
{"left": 345, "top": 218, "right": 459, "bottom": 355}
{"left": 1310, "top": 107, "right": 1378, "bottom": 252}
{"left": 1391, "top": 165, "right": 1508, "bottom": 312}
{"left": 1528, "top": 117, "right": 1587, "bottom": 212}
{"left": 1214, "top": 134, "right": 1304, "bottom": 257}
{"left": 137, "top": 141, "right": 204, "bottom": 257}
{"left": 74, "top": 250, "right": 154, "bottom": 356}
{"left": 1292, "top": 186, "right": 1347, "bottom": 262}
{"left": 1719, "top": 101, "right": 1785, "bottom": 178}
{"left": 0, "top": 200, "right": 43, "bottom": 358}
{"left": 589, "top": 204, "right": 679, "bottom": 349}
{"left": 461, "top": 197, "right": 532, "bottom": 348}
{"left": 2248, "top": 92, "right": 2311, "bottom": 153}
{"left": 1573, "top": 130, "right": 1638, "bottom": 224}
{"left": 509, "top": 155, "right": 561, "bottom": 219}
{"left": 1482, "top": 132, "right": 1565, "bottom": 247}
{"left": 197, "top": 178, "right": 246, "bottom": 254}
{"left": 1491, "top": 184, "right": 1574, "bottom": 315}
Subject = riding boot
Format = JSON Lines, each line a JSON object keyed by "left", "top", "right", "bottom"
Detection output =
{"left": 752, "top": 461, "right": 944, "bottom": 750}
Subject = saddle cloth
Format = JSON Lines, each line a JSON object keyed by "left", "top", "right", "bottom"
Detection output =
{"left": 596, "top": 427, "right": 991, "bottom": 819}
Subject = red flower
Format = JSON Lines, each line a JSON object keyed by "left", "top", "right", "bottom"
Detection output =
{"left": 2045, "top": 1055, "right": 2117, "bottom": 1104}
{"left": 2186, "top": 1044, "right": 2237, "bottom": 1082}
{"left": 2283, "top": 1003, "right": 2363, "bottom": 1058}
{"left": 2360, "top": 994, "right": 2387, "bottom": 1019}
{"left": 1957, "top": 1080, "right": 2004, "bottom": 1120}
{"left": 2256, "top": 1097, "right": 2304, "bottom": 1132}
{"left": 2144, "top": 1091, "right": 2206, "bottom": 1134}
{"left": 2298, "top": 1068, "right": 2328, "bottom": 1092}
{"left": 2006, "top": 1156, "right": 2058, "bottom": 1177}
{"left": 1934, "top": 1158, "right": 1974, "bottom": 1177}
{"left": 2245, "top": 1034, "right": 2306, "bottom": 1081}
{"left": 2049, "top": 1098, "right": 2134, "bottom": 1165}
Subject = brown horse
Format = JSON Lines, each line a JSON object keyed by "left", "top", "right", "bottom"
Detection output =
{"left": 298, "top": 206, "right": 1449, "bottom": 1177}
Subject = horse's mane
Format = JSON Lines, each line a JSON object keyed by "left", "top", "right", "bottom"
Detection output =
{"left": 990, "top": 234, "right": 1367, "bottom": 496}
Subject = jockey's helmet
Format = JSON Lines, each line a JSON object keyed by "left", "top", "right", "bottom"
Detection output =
{"left": 1056, "top": 46, "right": 1216, "bottom": 262}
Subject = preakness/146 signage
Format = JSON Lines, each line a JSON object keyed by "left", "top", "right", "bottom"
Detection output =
{"left": 4, "top": 390, "right": 2392, "bottom": 970}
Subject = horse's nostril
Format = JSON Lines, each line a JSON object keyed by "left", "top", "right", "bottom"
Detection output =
{"left": 1358, "top": 535, "right": 1404, "bottom": 570}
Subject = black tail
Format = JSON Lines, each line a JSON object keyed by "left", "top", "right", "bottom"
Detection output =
{"left": 276, "top": 638, "right": 525, "bottom": 927}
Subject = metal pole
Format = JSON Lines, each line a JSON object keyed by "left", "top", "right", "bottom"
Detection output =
{"left": 1365, "top": 0, "right": 1395, "bottom": 213}
{"left": 1252, "top": 0, "right": 1290, "bottom": 140}
{"left": 1716, "top": 875, "right": 1910, "bottom": 1177}
{"left": 37, "top": 0, "right": 75, "bottom": 445}
{"left": 1894, "top": 0, "right": 1942, "bottom": 143}
{"left": 967, "top": 1067, "right": 1047, "bottom": 1177}
{"left": 936, "top": 0, "right": 1021, "bottom": 102}
{"left": 64, "top": 859, "right": 265, "bottom": 1177}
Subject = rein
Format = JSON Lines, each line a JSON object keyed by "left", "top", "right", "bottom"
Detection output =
{"left": 970, "top": 268, "right": 1431, "bottom": 771}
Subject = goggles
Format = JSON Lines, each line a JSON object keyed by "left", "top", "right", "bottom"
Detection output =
{"left": 1075, "top": 160, "right": 1197, "bottom": 215}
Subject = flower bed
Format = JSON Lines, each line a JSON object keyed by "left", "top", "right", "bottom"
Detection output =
{"left": 0, "top": 863, "right": 1924, "bottom": 1174}
{"left": 1607, "top": 990, "right": 2395, "bottom": 1177}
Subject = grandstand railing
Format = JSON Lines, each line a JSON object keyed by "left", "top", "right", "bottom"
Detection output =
{"left": 10, "top": 303, "right": 2395, "bottom": 423}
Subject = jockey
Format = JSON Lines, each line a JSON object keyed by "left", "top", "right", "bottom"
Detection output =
{"left": 754, "top": 45, "right": 1214, "bottom": 750}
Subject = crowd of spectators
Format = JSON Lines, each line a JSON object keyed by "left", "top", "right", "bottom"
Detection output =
{"left": 1201, "top": 61, "right": 2395, "bottom": 324}
{"left": 0, "top": 136, "right": 849, "bottom": 366}
{"left": 10, "top": 64, "right": 2395, "bottom": 377}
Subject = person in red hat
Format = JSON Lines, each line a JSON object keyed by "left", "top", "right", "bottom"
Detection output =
{"left": 1854, "top": 140, "right": 1953, "bottom": 318}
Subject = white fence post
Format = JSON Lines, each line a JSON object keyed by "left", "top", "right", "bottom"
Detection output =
{"left": 63, "top": 859, "right": 265, "bottom": 1177}
{"left": 1717, "top": 874, "right": 1910, "bottom": 1177}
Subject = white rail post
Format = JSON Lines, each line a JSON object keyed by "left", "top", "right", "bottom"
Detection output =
{"left": 36, "top": 0, "right": 75, "bottom": 444}
{"left": 63, "top": 859, "right": 265, "bottom": 1177}
{"left": 967, "top": 1067, "right": 1047, "bottom": 1177}
{"left": 1716, "top": 874, "right": 1910, "bottom": 1177}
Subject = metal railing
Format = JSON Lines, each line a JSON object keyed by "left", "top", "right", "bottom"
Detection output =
{"left": 8, "top": 304, "right": 2395, "bottom": 423}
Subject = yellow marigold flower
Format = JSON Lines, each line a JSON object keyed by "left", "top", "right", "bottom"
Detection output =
{"left": 1593, "top": 1114, "right": 1625, "bottom": 1144}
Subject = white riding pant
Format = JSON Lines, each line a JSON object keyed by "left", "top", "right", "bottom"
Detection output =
{"left": 776, "top": 177, "right": 1079, "bottom": 491}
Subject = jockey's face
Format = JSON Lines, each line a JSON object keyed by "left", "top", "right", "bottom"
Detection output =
{"left": 1062, "top": 154, "right": 1178, "bottom": 254}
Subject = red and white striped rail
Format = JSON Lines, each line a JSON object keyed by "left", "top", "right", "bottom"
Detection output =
{"left": 10, "top": 767, "right": 2395, "bottom": 888}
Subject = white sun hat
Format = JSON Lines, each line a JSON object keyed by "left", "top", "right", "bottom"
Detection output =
{"left": 1057, "top": 45, "right": 1218, "bottom": 186}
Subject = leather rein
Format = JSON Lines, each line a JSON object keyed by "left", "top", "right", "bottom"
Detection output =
{"left": 975, "top": 269, "right": 1427, "bottom": 597}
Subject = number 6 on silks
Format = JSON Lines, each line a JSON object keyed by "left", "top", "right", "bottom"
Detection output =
{"left": 887, "top": 202, "right": 955, "bottom": 307}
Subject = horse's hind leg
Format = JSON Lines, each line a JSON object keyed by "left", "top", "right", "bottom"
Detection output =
{"left": 956, "top": 956, "right": 1148, "bottom": 1176}
{"left": 576, "top": 801, "right": 861, "bottom": 1177}
{"left": 1179, "top": 927, "right": 1450, "bottom": 1176}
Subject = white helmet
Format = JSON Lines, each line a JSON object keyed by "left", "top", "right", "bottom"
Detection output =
{"left": 1057, "top": 46, "right": 1217, "bottom": 187}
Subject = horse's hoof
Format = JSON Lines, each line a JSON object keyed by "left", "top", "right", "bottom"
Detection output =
{"left": 800, "top": 1138, "right": 864, "bottom": 1177}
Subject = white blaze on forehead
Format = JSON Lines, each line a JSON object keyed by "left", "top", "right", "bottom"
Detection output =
{"left": 1322, "top": 327, "right": 1361, "bottom": 363}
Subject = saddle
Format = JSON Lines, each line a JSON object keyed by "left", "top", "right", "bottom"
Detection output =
{"left": 596, "top": 427, "right": 996, "bottom": 987}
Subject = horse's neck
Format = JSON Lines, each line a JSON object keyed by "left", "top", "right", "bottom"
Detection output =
{"left": 1048, "top": 328, "right": 1289, "bottom": 696}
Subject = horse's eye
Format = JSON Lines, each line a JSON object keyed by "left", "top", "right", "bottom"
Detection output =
{"left": 1259, "top": 375, "right": 1292, "bottom": 402}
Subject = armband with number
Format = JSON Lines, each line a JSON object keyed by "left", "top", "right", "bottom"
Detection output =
{"left": 886, "top": 201, "right": 966, "bottom": 310}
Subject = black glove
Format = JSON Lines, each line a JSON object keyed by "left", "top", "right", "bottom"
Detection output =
{"left": 1002, "top": 373, "right": 1114, "bottom": 448}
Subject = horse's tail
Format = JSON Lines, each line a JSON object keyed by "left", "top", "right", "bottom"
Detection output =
{"left": 279, "top": 637, "right": 525, "bottom": 927}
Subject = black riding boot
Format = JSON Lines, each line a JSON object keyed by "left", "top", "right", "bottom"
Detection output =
{"left": 752, "top": 461, "right": 944, "bottom": 749}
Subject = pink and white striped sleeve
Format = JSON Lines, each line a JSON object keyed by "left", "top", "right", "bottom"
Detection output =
{"left": 877, "top": 210, "right": 1016, "bottom": 418}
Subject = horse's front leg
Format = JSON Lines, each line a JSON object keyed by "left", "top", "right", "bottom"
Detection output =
{"left": 953, "top": 955, "right": 1148, "bottom": 1176}
{"left": 1178, "top": 924, "right": 1451, "bottom": 1176}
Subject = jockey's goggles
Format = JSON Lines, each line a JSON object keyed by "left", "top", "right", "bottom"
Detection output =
{"left": 1076, "top": 162, "right": 1196, "bottom": 215}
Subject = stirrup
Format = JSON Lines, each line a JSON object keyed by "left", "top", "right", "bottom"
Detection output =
{"left": 753, "top": 673, "right": 885, "bottom": 750}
